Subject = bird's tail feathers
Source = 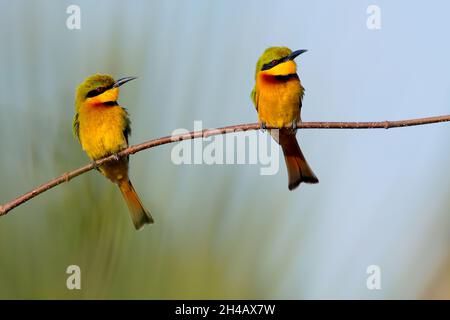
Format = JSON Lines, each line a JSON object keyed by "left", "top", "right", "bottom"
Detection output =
{"left": 279, "top": 133, "right": 319, "bottom": 190}
{"left": 118, "top": 179, "right": 153, "bottom": 229}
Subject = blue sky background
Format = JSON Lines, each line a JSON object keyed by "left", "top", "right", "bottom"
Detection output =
{"left": 0, "top": 0, "right": 449, "bottom": 298}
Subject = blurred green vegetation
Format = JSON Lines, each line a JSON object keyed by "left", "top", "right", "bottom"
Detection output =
{"left": 0, "top": 96, "right": 297, "bottom": 298}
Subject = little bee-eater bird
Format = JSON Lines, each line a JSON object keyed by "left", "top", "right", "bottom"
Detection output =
{"left": 251, "top": 47, "right": 319, "bottom": 190}
{"left": 73, "top": 74, "right": 153, "bottom": 229}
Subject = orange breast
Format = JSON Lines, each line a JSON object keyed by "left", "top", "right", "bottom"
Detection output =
{"left": 78, "top": 104, "right": 128, "bottom": 160}
{"left": 255, "top": 73, "right": 302, "bottom": 128}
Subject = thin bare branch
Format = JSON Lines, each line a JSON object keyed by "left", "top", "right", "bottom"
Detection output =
{"left": 1, "top": 114, "right": 449, "bottom": 217}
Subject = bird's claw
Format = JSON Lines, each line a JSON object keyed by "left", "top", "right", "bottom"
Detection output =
{"left": 259, "top": 122, "right": 267, "bottom": 130}
{"left": 111, "top": 154, "right": 121, "bottom": 162}
{"left": 91, "top": 160, "right": 99, "bottom": 169}
{"left": 291, "top": 121, "right": 298, "bottom": 130}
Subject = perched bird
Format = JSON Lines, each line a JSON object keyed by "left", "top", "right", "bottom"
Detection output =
{"left": 251, "top": 47, "right": 319, "bottom": 190}
{"left": 73, "top": 74, "right": 153, "bottom": 229}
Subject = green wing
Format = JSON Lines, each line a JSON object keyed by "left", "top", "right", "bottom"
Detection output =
{"left": 123, "top": 109, "right": 131, "bottom": 145}
{"left": 72, "top": 113, "right": 80, "bottom": 141}
{"left": 251, "top": 86, "right": 258, "bottom": 111}
{"left": 299, "top": 83, "right": 305, "bottom": 110}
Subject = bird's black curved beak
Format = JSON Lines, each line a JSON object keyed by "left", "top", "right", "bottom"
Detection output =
{"left": 288, "top": 49, "right": 308, "bottom": 60}
{"left": 113, "top": 76, "right": 138, "bottom": 88}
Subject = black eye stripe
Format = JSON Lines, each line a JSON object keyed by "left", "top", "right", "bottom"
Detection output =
{"left": 261, "top": 60, "right": 277, "bottom": 71}
{"left": 86, "top": 84, "right": 114, "bottom": 98}
{"left": 261, "top": 55, "right": 290, "bottom": 71}
{"left": 86, "top": 87, "right": 104, "bottom": 98}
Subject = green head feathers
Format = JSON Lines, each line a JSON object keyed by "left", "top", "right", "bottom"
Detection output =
{"left": 254, "top": 46, "right": 307, "bottom": 78}
{"left": 75, "top": 74, "right": 137, "bottom": 110}
{"left": 75, "top": 74, "right": 115, "bottom": 108}
{"left": 255, "top": 47, "right": 292, "bottom": 76}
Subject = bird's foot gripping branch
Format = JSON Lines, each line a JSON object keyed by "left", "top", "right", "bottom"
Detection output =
{"left": 0, "top": 114, "right": 449, "bottom": 219}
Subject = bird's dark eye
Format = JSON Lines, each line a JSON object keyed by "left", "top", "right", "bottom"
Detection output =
{"left": 86, "top": 86, "right": 106, "bottom": 98}
{"left": 261, "top": 59, "right": 280, "bottom": 71}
